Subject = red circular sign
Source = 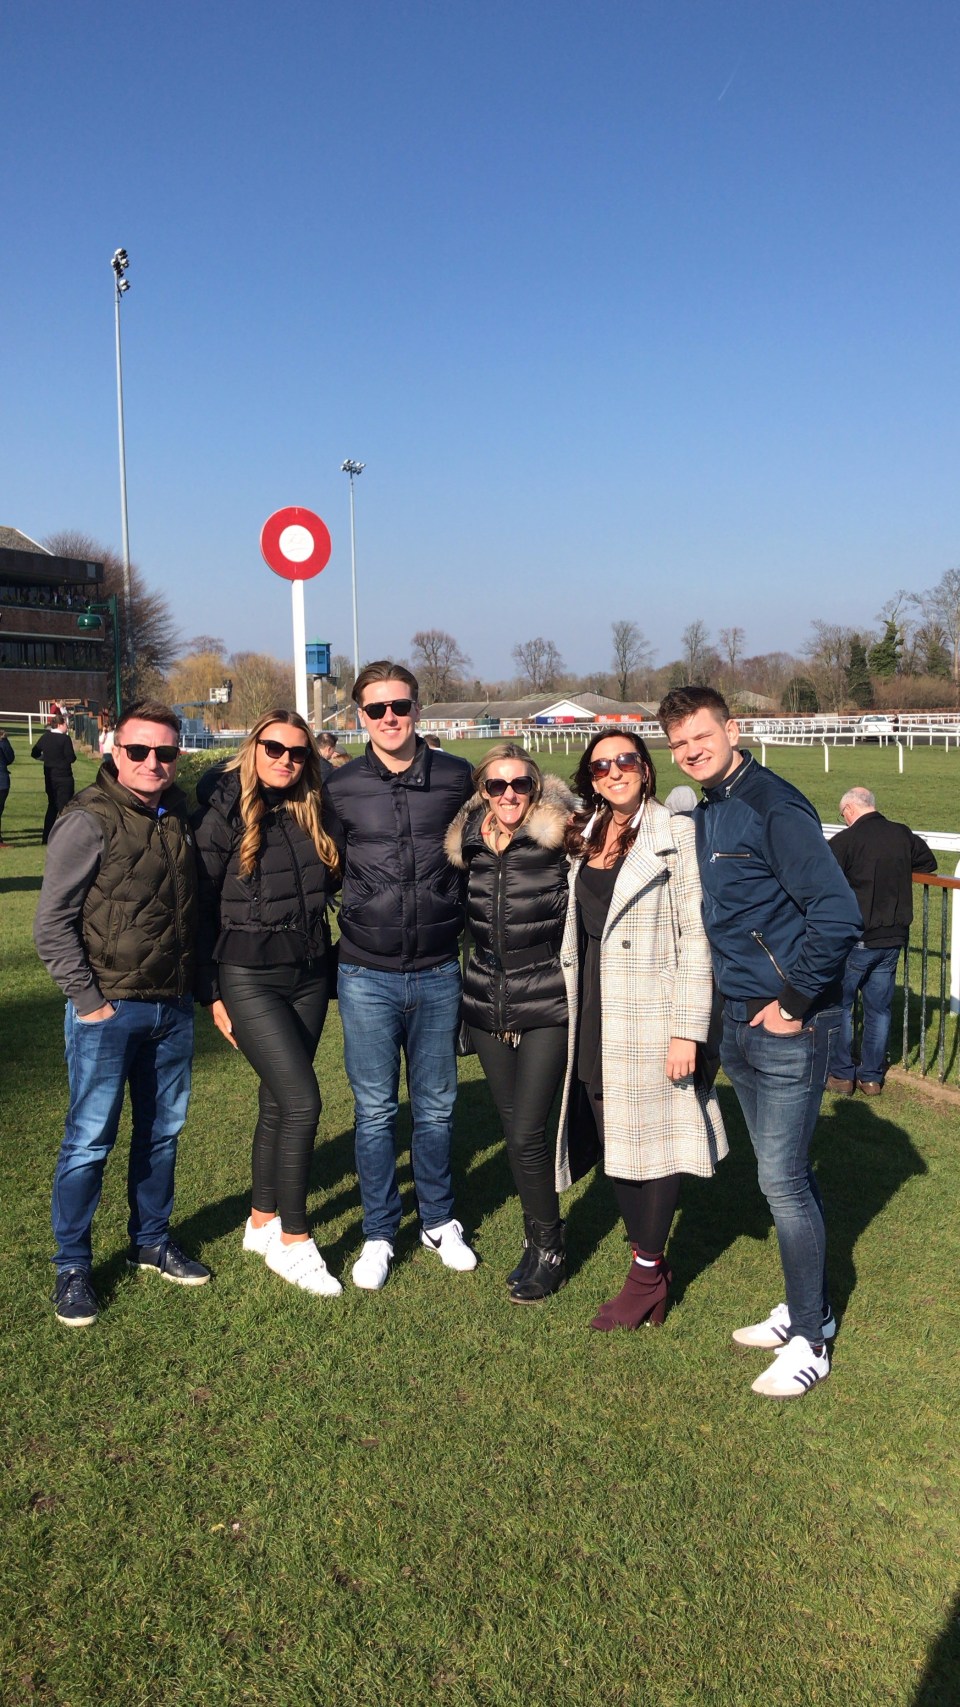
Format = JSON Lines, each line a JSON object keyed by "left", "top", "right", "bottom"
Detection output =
{"left": 260, "top": 507, "right": 332, "bottom": 581}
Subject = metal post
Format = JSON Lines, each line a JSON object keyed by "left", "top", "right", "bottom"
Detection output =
{"left": 341, "top": 460, "right": 365, "bottom": 685}
{"left": 111, "top": 249, "right": 134, "bottom": 671}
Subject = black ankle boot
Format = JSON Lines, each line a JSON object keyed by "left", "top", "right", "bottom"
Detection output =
{"left": 506, "top": 1216, "right": 536, "bottom": 1288}
{"left": 509, "top": 1221, "right": 566, "bottom": 1304}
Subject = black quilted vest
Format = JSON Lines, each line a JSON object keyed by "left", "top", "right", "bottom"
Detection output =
{"left": 60, "top": 764, "right": 197, "bottom": 1001}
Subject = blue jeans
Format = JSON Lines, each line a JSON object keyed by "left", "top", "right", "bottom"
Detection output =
{"left": 51, "top": 999, "right": 194, "bottom": 1272}
{"left": 829, "top": 943, "right": 901, "bottom": 1085}
{"left": 720, "top": 1004, "right": 840, "bottom": 1344}
{"left": 337, "top": 960, "right": 461, "bottom": 1241}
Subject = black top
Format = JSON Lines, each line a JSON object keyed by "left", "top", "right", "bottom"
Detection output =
{"left": 31, "top": 728, "right": 76, "bottom": 777}
{"left": 828, "top": 811, "right": 937, "bottom": 947}
{"left": 456, "top": 798, "right": 569, "bottom": 1034}
{"left": 575, "top": 858, "right": 623, "bottom": 1087}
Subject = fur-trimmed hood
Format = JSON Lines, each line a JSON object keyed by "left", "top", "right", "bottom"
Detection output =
{"left": 445, "top": 770, "right": 579, "bottom": 869}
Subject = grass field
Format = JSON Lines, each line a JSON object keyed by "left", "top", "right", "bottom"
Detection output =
{"left": 1, "top": 737, "right": 959, "bottom": 1705}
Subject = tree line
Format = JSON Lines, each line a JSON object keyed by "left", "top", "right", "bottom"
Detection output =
{"left": 47, "top": 530, "right": 960, "bottom": 721}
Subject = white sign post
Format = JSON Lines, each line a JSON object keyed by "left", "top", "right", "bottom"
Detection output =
{"left": 259, "top": 507, "right": 332, "bottom": 722}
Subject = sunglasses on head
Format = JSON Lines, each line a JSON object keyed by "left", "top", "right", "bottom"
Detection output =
{"left": 588, "top": 751, "right": 644, "bottom": 778}
{"left": 115, "top": 742, "right": 179, "bottom": 763}
{"left": 362, "top": 698, "right": 414, "bottom": 720}
{"left": 258, "top": 739, "right": 309, "bottom": 763}
{"left": 485, "top": 775, "right": 535, "bottom": 798}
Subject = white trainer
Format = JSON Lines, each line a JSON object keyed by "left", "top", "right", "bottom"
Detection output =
{"left": 420, "top": 1219, "right": 478, "bottom": 1272}
{"left": 351, "top": 1239, "right": 394, "bottom": 1291}
{"left": 242, "top": 1215, "right": 281, "bottom": 1256}
{"left": 265, "top": 1236, "right": 343, "bottom": 1296}
{"left": 751, "top": 1335, "right": 830, "bottom": 1398}
{"left": 732, "top": 1302, "right": 837, "bottom": 1349}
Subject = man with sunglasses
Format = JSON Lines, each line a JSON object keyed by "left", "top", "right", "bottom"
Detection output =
{"left": 323, "top": 662, "right": 476, "bottom": 1289}
{"left": 34, "top": 701, "right": 209, "bottom": 1326}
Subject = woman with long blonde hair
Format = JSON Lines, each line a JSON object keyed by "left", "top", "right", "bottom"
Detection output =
{"left": 194, "top": 709, "right": 343, "bottom": 1296}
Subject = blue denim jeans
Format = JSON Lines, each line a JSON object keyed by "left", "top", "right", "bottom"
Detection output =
{"left": 829, "top": 943, "right": 901, "bottom": 1086}
{"left": 337, "top": 960, "right": 461, "bottom": 1241}
{"left": 720, "top": 1004, "right": 840, "bottom": 1343}
{"left": 51, "top": 998, "right": 194, "bottom": 1271}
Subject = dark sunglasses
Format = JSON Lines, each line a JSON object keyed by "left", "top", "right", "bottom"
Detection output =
{"left": 362, "top": 699, "right": 414, "bottom": 720}
{"left": 485, "top": 775, "right": 535, "bottom": 798}
{"left": 258, "top": 739, "right": 309, "bottom": 763}
{"left": 588, "top": 751, "right": 644, "bottom": 778}
{"left": 115, "top": 742, "right": 179, "bottom": 763}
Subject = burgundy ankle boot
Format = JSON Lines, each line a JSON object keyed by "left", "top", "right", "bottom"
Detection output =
{"left": 590, "top": 1251, "right": 671, "bottom": 1331}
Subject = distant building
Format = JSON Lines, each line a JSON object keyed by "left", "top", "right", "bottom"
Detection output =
{"left": 0, "top": 527, "right": 112, "bottom": 714}
{"left": 419, "top": 692, "right": 659, "bottom": 734}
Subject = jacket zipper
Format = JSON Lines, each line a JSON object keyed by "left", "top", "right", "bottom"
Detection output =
{"left": 278, "top": 815, "right": 311, "bottom": 948}
{"left": 158, "top": 817, "right": 185, "bottom": 998}
{"left": 750, "top": 930, "right": 787, "bottom": 982}
{"left": 710, "top": 850, "right": 754, "bottom": 862}
{"left": 492, "top": 851, "right": 507, "bottom": 1032}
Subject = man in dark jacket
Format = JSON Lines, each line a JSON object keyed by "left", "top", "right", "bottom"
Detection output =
{"left": 0, "top": 727, "right": 15, "bottom": 845}
{"left": 658, "top": 686, "right": 861, "bottom": 1400}
{"left": 827, "top": 787, "right": 937, "bottom": 1096}
{"left": 32, "top": 712, "right": 76, "bottom": 843}
{"left": 33, "top": 701, "right": 209, "bottom": 1326}
{"left": 323, "top": 662, "right": 475, "bottom": 1290}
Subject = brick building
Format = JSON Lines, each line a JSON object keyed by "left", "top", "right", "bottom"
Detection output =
{"left": 0, "top": 528, "right": 114, "bottom": 714}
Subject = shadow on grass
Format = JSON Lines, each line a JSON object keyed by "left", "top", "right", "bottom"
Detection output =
{"left": 912, "top": 1589, "right": 960, "bottom": 1706}
{"left": 668, "top": 1082, "right": 927, "bottom": 1320}
{"left": 0, "top": 873, "right": 43, "bottom": 893}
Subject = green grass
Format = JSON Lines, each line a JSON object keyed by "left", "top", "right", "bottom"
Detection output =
{"left": 1, "top": 741, "right": 959, "bottom": 1704}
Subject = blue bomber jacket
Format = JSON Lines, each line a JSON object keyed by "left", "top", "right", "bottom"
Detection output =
{"left": 695, "top": 752, "right": 861, "bottom": 1019}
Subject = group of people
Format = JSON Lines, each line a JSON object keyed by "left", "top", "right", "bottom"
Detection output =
{"left": 35, "top": 666, "right": 933, "bottom": 1401}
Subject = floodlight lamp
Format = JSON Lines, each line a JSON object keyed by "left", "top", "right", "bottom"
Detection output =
{"left": 117, "top": 277, "right": 130, "bottom": 293}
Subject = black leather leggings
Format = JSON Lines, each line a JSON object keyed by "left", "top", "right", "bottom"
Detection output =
{"left": 473, "top": 1025, "right": 567, "bottom": 1228}
{"left": 219, "top": 961, "right": 330, "bottom": 1235}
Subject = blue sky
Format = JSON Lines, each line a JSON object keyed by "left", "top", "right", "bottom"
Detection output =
{"left": 3, "top": 0, "right": 959, "bottom": 684}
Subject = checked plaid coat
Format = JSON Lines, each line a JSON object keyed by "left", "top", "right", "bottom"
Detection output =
{"left": 555, "top": 798, "right": 728, "bottom": 1191}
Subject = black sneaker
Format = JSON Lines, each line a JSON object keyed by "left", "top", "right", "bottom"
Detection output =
{"left": 53, "top": 1268, "right": 99, "bottom": 1326}
{"left": 127, "top": 1239, "right": 211, "bottom": 1286}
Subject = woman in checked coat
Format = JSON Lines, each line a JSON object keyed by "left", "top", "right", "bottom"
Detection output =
{"left": 556, "top": 729, "right": 727, "bottom": 1329}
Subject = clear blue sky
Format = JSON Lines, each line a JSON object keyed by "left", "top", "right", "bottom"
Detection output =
{"left": 3, "top": 0, "right": 959, "bottom": 685}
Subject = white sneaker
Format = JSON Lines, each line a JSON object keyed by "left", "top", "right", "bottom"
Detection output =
{"left": 351, "top": 1239, "right": 394, "bottom": 1291}
{"left": 265, "top": 1236, "right": 343, "bottom": 1296}
{"left": 242, "top": 1215, "right": 281, "bottom": 1256}
{"left": 732, "top": 1302, "right": 837, "bottom": 1349}
{"left": 420, "top": 1219, "right": 478, "bottom": 1272}
{"left": 751, "top": 1335, "right": 830, "bottom": 1398}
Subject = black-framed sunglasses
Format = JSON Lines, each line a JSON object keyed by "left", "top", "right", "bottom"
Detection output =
{"left": 485, "top": 775, "right": 535, "bottom": 798}
{"left": 588, "top": 751, "right": 644, "bottom": 778}
{"left": 258, "top": 739, "right": 309, "bottom": 763}
{"left": 362, "top": 699, "right": 414, "bottom": 720}
{"left": 115, "top": 742, "right": 180, "bottom": 763}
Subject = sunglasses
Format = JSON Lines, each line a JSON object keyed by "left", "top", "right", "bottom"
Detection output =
{"left": 258, "top": 739, "right": 309, "bottom": 763}
{"left": 588, "top": 752, "right": 644, "bottom": 778}
{"left": 115, "top": 742, "right": 179, "bottom": 763}
{"left": 362, "top": 699, "right": 414, "bottom": 720}
{"left": 485, "top": 775, "right": 535, "bottom": 798}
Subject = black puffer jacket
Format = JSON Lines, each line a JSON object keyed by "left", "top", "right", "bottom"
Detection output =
{"left": 192, "top": 765, "right": 340, "bottom": 1002}
{"left": 445, "top": 773, "right": 576, "bottom": 1034}
{"left": 323, "top": 738, "right": 473, "bottom": 970}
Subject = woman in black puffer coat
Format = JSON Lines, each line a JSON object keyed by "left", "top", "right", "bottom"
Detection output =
{"left": 194, "top": 709, "right": 343, "bottom": 1298}
{"left": 445, "top": 743, "right": 576, "bottom": 1302}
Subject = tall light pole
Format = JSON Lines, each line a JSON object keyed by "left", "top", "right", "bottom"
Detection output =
{"left": 340, "top": 459, "right": 365, "bottom": 686}
{"left": 111, "top": 247, "right": 134, "bottom": 672}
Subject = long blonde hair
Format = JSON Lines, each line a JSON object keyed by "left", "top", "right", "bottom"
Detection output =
{"left": 226, "top": 708, "right": 339, "bottom": 878}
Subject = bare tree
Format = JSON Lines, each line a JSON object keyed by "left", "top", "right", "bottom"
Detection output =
{"left": 610, "top": 620, "right": 653, "bottom": 701}
{"left": 228, "top": 651, "right": 296, "bottom": 728}
{"left": 511, "top": 637, "right": 564, "bottom": 692}
{"left": 410, "top": 629, "right": 471, "bottom": 704}
{"left": 44, "top": 529, "right": 180, "bottom": 700}
{"left": 804, "top": 621, "right": 854, "bottom": 712}
{"left": 718, "top": 626, "right": 745, "bottom": 679}
{"left": 914, "top": 567, "right": 960, "bottom": 685}
{"left": 681, "top": 620, "right": 711, "bottom": 682}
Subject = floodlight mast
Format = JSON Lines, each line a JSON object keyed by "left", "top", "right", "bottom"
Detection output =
{"left": 340, "top": 459, "right": 365, "bottom": 688}
{"left": 111, "top": 247, "right": 134, "bottom": 671}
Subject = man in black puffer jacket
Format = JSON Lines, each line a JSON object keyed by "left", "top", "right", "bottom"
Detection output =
{"left": 323, "top": 662, "right": 475, "bottom": 1291}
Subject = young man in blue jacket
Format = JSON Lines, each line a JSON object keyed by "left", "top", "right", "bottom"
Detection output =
{"left": 658, "top": 687, "right": 861, "bottom": 1399}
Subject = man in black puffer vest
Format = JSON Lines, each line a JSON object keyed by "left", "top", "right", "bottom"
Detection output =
{"left": 324, "top": 662, "right": 476, "bottom": 1291}
{"left": 34, "top": 701, "right": 210, "bottom": 1327}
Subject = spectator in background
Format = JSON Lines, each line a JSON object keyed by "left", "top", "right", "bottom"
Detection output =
{"left": 423, "top": 734, "right": 444, "bottom": 750}
{"left": 826, "top": 787, "right": 937, "bottom": 1097}
{"left": 32, "top": 713, "right": 76, "bottom": 844}
{"left": 0, "top": 728, "right": 15, "bottom": 846}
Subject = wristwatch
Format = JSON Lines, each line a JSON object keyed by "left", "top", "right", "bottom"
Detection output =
{"left": 777, "top": 1004, "right": 796, "bottom": 1022}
